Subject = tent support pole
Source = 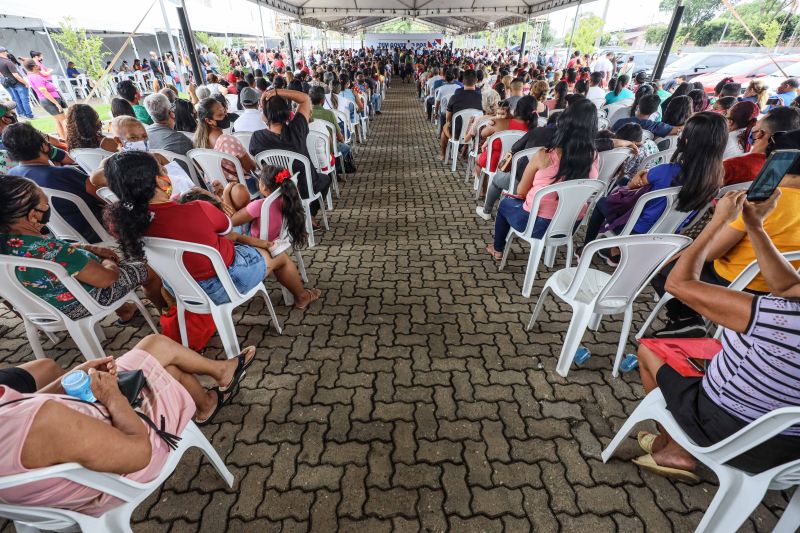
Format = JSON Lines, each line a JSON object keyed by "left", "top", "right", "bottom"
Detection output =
{"left": 159, "top": 0, "right": 186, "bottom": 91}
{"left": 41, "top": 20, "right": 68, "bottom": 79}
{"left": 564, "top": 0, "right": 582, "bottom": 66}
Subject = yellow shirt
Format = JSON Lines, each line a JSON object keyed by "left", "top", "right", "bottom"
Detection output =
{"left": 714, "top": 186, "right": 800, "bottom": 292}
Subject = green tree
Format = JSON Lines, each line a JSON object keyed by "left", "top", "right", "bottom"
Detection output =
{"left": 540, "top": 20, "right": 555, "bottom": 47}
{"left": 51, "top": 17, "right": 107, "bottom": 81}
{"left": 569, "top": 14, "right": 604, "bottom": 56}
{"left": 195, "top": 31, "right": 230, "bottom": 75}
{"left": 760, "top": 20, "right": 782, "bottom": 47}
{"left": 659, "top": 0, "right": 728, "bottom": 30}
{"left": 645, "top": 24, "right": 668, "bottom": 45}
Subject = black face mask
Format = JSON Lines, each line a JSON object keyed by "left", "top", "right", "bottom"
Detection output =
{"left": 215, "top": 115, "right": 231, "bottom": 129}
{"left": 35, "top": 207, "right": 51, "bottom": 226}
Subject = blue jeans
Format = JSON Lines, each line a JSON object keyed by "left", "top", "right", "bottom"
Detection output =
{"left": 7, "top": 84, "right": 33, "bottom": 118}
{"left": 339, "top": 142, "right": 351, "bottom": 158}
{"left": 494, "top": 197, "right": 552, "bottom": 252}
{"left": 370, "top": 93, "right": 381, "bottom": 112}
{"left": 197, "top": 244, "right": 266, "bottom": 305}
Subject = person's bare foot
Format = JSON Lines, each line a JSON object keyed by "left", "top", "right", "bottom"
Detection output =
{"left": 651, "top": 442, "right": 697, "bottom": 472}
{"left": 437, "top": 154, "right": 445, "bottom": 161}
{"left": 218, "top": 346, "right": 256, "bottom": 390}
{"left": 294, "top": 288, "right": 322, "bottom": 310}
{"left": 115, "top": 302, "right": 137, "bottom": 323}
{"left": 485, "top": 244, "right": 502, "bottom": 261}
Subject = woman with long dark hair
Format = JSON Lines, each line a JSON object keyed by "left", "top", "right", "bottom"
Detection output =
{"left": 630, "top": 83, "right": 654, "bottom": 118}
{"left": 547, "top": 80, "right": 569, "bottom": 110}
{"left": 581, "top": 111, "right": 726, "bottom": 262}
{"left": 687, "top": 89, "right": 709, "bottom": 113}
{"left": 725, "top": 101, "right": 760, "bottom": 157}
{"left": 662, "top": 95, "right": 693, "bottom": 128}
{"left": 103, "top": 151, "right": 322, "bottom": 310}
{"left": 661, "top": 81, "right": 690, "bottom": 114}
{"left": 486, "top": 98, "right": 599, "bottom": 260}
{"left": 111, "top": 97, "right": 135, "bottom": 118}
{"left": 170, "top": 98, "right": 195, "bottom": 133}
{"left": 194, "top": 97, "right": 257, "bottom": 190}
{"left": 230, "top": 165, "right": 308, "bottom": 250}
{"left": 65, "top": 104, "right": 118, "bottom": 152}
{"left": 605, "top": 73, "right": 634, "bottom": 105}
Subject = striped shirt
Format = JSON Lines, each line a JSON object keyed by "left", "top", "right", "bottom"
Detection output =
{"left": 703, "top": 296, "right": 800, "bottom": 436}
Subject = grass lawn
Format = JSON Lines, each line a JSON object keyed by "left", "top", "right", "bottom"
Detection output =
{"left": 29, "top": 104, "right": 112, "bottom": 135}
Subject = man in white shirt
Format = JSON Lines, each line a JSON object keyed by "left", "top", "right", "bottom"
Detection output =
{"left": 586, "top": 72, "right": 607, "bottom": 107}
{"left": 594, "top": 52, "right": 615, "bottom": 85}
{"left": 231, "top": 88, "right": 264, "bottom": 133}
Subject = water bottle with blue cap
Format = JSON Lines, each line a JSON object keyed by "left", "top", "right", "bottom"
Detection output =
{"left": 61, "top": 370, "right": 96, "bottom": 402}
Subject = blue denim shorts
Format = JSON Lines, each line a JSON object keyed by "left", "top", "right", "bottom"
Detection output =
{"left": 197, "top": 244, "right": 266, "bottom": 305}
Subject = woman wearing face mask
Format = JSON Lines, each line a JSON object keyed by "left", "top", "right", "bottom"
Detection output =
{"left": 193, "top": 97, "right": 257, "bottom": 189}
{"left": 0, "top": 175, "right": 165, "bottom": 322}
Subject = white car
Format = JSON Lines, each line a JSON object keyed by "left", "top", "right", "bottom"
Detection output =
{"left": 660, "top": 51, "right": 754, "bottom": 83}
{"left": 758, "top": 61, "right": 800, "bottom": 95}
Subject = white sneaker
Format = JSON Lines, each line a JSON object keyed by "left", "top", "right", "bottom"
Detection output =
{"left": 475, "top": 206, "right": 491, "bottom": 221}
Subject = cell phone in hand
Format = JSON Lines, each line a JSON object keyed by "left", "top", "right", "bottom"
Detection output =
{"left": 747, "top": 149, "right": 800, "bottom": 202}
{"left": 766, "top": 97, "right": 782, "bottom": 106}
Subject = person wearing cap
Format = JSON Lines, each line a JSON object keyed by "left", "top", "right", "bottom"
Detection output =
{"left": 143, "top": 92, "right": 193, "bottom": 156}
{"left": 771, "top": 78, "right": 800, "bottom": 108}
{"left": 0, "top": 47, "right": 34, "bottom": 120}
{"left": 230, "top": 87, "right": 263, "bottom": 133}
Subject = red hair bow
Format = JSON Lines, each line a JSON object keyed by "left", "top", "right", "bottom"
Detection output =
{"left": 275, "top": 168, "right": 291, "bottom": 184}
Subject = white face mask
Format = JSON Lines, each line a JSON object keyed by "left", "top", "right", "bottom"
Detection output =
{"left": 121, "top": 139, "right": 149, "bottom": 152}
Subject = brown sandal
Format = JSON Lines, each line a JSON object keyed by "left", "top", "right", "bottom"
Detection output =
{"left": 294, "top": 288, "right": 322, "bottom": 310}
{"left": 486, "top": 244, "right": 502, "bottom": 261}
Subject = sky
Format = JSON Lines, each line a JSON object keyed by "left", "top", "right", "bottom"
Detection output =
{"left": 547, "top": 0, "right": 672, "bottom": 37}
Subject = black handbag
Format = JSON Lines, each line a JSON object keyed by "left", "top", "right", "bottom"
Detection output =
{"left": 117, "top": 370, "right": 147, "bottom": 407}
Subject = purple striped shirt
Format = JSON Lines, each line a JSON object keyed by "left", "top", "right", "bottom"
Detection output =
{"left": 703, "top": 296, "right": 800, "bottom": 436}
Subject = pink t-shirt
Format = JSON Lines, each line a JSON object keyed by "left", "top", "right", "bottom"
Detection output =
{"left": 523, "top": 150, "right": 600, "bottom": 218}
{"left": 27, "top": 73, "right": 60, "bottom": 100}
{"left": 213, "top": 134, "right": 247, "bottom": 183}
{"left": 0, "top": 349, "right": 194, "bottom": 517}
{"left": 245, "top": 196, "right": 284, "bottom": 241}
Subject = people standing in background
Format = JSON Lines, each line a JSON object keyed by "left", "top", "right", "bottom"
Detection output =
{"left": 23, "top": 59, "right": 67, "bottom": 140}
{"left": 0, "top": 47, "right": 34, "bottom": 120}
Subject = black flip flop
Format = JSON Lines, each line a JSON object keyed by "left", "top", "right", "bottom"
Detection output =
{"left": 196, "top": 381, "right": 241, "bottom": 427}
{"left": 220, "top": 348, "right": 256, "bottom": 392}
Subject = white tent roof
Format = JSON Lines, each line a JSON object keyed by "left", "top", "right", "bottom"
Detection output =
{"left": 254, "top": 0, "right": 594, "bottom": 33}
{"left": 0, "top": 0, "right": 277, "bottom": 37}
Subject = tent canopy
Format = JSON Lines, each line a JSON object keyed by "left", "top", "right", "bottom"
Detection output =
{"left": 254, "top": 0, "right": 594, "bottom": 34}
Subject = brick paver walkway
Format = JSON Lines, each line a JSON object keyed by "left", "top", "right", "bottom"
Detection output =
{"left": 0, "top": 83, "right": 791, "bottom": 532}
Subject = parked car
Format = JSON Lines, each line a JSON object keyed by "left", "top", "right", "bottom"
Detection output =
{"left": 692, "top": 55, "right": 800, "bottom": 94}
{"left": 659, "top": 51, "right": 753, "bottom": 83}
{"left": 613, "top": 50, "right": 678, "bottom": 78}
{"left": 757, "top": 60, "right": 800, "bottom": 95}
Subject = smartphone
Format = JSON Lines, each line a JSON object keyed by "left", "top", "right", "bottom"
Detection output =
{"left": 766, "top": 97, "right": 782, "bottom": 106}
{"left": 747, "top": 150, "right": 800, "bottom": 201}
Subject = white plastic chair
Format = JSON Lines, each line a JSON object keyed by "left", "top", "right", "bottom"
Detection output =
{"left": 69, "top": 148, "right": 113, "bottom": 174}
{"left": 96, "top": 187, "right": 119, "bottom": 204}
{"left": 636, "top": 249, "right": 800, "bottom": 340}
{"left": 357, "top": 93, "right": 369, "bottom": 139}
{"left": 0, "top": 255, "right": 157, "bottom": 361}
{"left": 445, "top": 109, "right": 483, "bottom": 172}
{"left": 332, "top": 109, "right": 353, "bottom": 145}
{"left": 597, "top": 148, "right": 633, "bottom": 193}
{"left": 306, "top": 129, "right": 337, "bottom": 209}
{"left": 254, "top": 150, "right": 328, "bottom": 249}
{"left": 318, "top": 118, "right": 347, "bottom": 182}
{"left": 465, "top": 117, "right": 493, "bottom": 183}
{"left": 527, "top": 234, "right": 691, "bottom": 377}
{"left": 0, "top": 422, "right": 233, "bottom": 533}
{"left": 602, "top": 388, "right": 800, "bottom": 533}
{"left": 186, "top": 148, "right": 254, "bottom": 197}
{"left": 39, "top": 188, "right": 115, "bottom": 245}
{"left": 150, "top": 149, "right": 204, "bottom": 189}
{"left": 617, "top": 187, "right": 694, "bottom": 237}
{"left": 232, "top": 132, "right": 254, "bottom": 153}
{"left": 143, "top": 237, "right": 282, "bottom": 359}
{"left": 655, "top": 135, "right": 680, "bottom": 152}
{"left": 597, "top": 116, "right": 610, "bottom": 130}
{"left": 503, "top": 147, "right": 542, "bottom": 194}
{"left": 475, "top": 130, "right": 525, "bottom": 200}
{"left": 256, "top": 186, "right": 309, "bottom": 294}
{"left": 607, "top": 105, "right": 633, "bottom": 127}
{"left": 680, "top": 181, "right": 753, "bottom": 234}
{"left": 500, "top": 179, "right": 607, "bottom": 298}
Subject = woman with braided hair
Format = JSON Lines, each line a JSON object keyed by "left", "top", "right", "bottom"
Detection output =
{"left": 64, "top": 104, "right": 118, "bottom": 153}
{"left": 103, "top": 151, "right": 321, "bottom": 310}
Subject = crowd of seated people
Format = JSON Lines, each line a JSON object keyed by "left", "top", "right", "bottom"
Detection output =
{"left": 414, "top": 45, "right": 800, "bottom": 488}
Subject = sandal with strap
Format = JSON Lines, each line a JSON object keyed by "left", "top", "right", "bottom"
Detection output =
{"left": 196, "top": 381, "right": 241, "bottom": 427}
{"left": 220, "top": 346, "right": 256, "bottom": 392}
{"left": 637, "top": 431, "right": 658, "bottom": 455}
{"left": 632, "top": 454, "right": 700, "bottom": 483}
